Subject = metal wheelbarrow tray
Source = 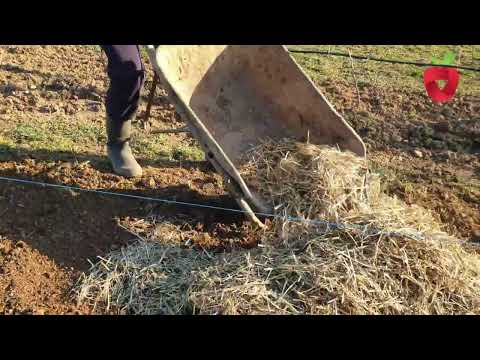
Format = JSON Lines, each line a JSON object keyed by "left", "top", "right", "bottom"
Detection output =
{"left": 146, "top": 45, "right": 366, "bottom": 226}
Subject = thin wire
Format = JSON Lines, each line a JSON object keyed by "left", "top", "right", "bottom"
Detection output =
{"left": 0, "top": 174, "right": 427, "bottom": 241}
{"left": 1, "top": 174, "right": 478, "bottom": 248}
{"left": 287, "top": 48, "right": 480, "bottom": 73}
{"left": 0, "top": 175, "right": 275, "bottom": 218}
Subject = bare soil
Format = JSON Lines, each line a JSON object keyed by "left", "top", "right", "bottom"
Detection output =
{"left": 0, "top": 45, "right": 478, "bottom": 314}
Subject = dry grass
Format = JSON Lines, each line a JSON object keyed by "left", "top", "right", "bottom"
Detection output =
{"left": 76, "top": 139, "right": 480, "bottom": 315}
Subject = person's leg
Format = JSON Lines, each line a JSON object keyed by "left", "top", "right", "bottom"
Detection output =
{"left": 101, "top": 45, "right": 145, "bottom": 178}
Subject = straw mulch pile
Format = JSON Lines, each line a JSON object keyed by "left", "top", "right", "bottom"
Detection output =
{"left": 76, "top": 139, "right": 480, "bottom": 315}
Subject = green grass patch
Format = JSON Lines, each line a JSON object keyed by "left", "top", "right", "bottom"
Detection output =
{"left": 8, "top": 116, "right": 106, "bottom": 153}
{"left": 132, "top": 132, "right": 205, "bottom": 162}
{"left": 12, "top": 123, "right": 48, "bottom": 143}
{"left": 172, "top": 144, "right": 205, "bottom": 161}
{"left": 289, "top": 45, "right": 480, "bottom": 95}
{"left": 3, "top": 115, "right": 205, "bottom": 163}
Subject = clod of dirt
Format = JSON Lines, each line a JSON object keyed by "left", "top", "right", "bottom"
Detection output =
{"left": 413, "top": 150, "right": 423, "bottom": 158}
{"left": 0, "top": 242, "right": 13, "bottom": 256}
{"left": 433, "top": 121, "right": 451, "bottom": 133}
{"left": 0, "top": 238, "right": 90, "bottom": 315}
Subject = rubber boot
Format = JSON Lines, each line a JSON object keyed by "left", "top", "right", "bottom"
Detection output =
{"left": 106, "top": 116, "right": 143, "bottom": 178}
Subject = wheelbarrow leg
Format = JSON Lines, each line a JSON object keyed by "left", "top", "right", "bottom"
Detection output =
{"left": 236, "top": 197, "right": 267, "bottom": 229}
{"left": 143, "top": 72, "right": 159, "bottom": 130}
{"left": 143, "top": 72, "right": 191, "bottom": 135}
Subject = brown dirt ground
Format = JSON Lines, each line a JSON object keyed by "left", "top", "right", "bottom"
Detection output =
{"left": 0, "top": 45, "right": 479, "bottom": 315}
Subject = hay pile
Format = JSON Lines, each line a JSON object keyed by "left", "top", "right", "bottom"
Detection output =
{"left": 76, "top": 139, "right": 480, "bottom": 315}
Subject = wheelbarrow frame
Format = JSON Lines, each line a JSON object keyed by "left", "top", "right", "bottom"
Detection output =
{"left": 144, "top": 45, "right": 366, "bottom": 227}
{"left": 145, "top": 45, "right": 268, "bottom": 227}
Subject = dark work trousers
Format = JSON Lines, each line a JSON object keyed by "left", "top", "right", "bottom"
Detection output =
{"left": 100, "top": 45, "right": 146, "bottom": 125}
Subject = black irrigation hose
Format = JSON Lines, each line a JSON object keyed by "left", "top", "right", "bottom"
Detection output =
{"left": 287, "top": 48, "right": 480, "bottom": 73}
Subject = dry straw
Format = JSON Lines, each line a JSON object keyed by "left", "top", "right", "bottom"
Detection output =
{"left": 76, "top": 139, "right": 480, "bottom": 315}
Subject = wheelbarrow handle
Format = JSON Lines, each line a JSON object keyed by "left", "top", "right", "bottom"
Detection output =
{"left": 141, "top": 46, "right": 162, "bottom": 127}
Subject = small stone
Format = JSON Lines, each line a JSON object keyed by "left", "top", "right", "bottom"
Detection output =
{"left": 29, "top": 85, "right": 37, "bottom": 90}
{"left": 413, "top": 150, "right": 423, "bottom": 158}
{"left": 202, "top": 183, "right": 215, "bottom": 192}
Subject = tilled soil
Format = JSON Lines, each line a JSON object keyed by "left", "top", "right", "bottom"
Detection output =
{"left": 0, "top": 45, "right": 479, "bottom": 314}
{"left": 0, "top": 45, "right": 252, "bottom": 315}
{"left": 0, "top": 158, "right": 255, "bottom": 314}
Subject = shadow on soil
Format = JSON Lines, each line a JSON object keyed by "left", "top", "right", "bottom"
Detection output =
{"left": 0, "top": 143, "right": 212, "bottom": 173}
{"left": 0, "top": 146, "right": 245, "bottom": 272}
{"left": 0, "top": 63, "right": 170, "bottom": 107}
{"left": 0, "top": 63, "right": 104, "bottom": 102}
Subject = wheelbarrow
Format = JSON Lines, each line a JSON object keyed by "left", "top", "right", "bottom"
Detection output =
{"left": 145, "top": 45, "right": 366, "bottom": 227}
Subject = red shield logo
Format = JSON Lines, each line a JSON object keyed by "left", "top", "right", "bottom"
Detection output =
{"left": 423, "top": 67, "right": 460, "bottom": 104}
